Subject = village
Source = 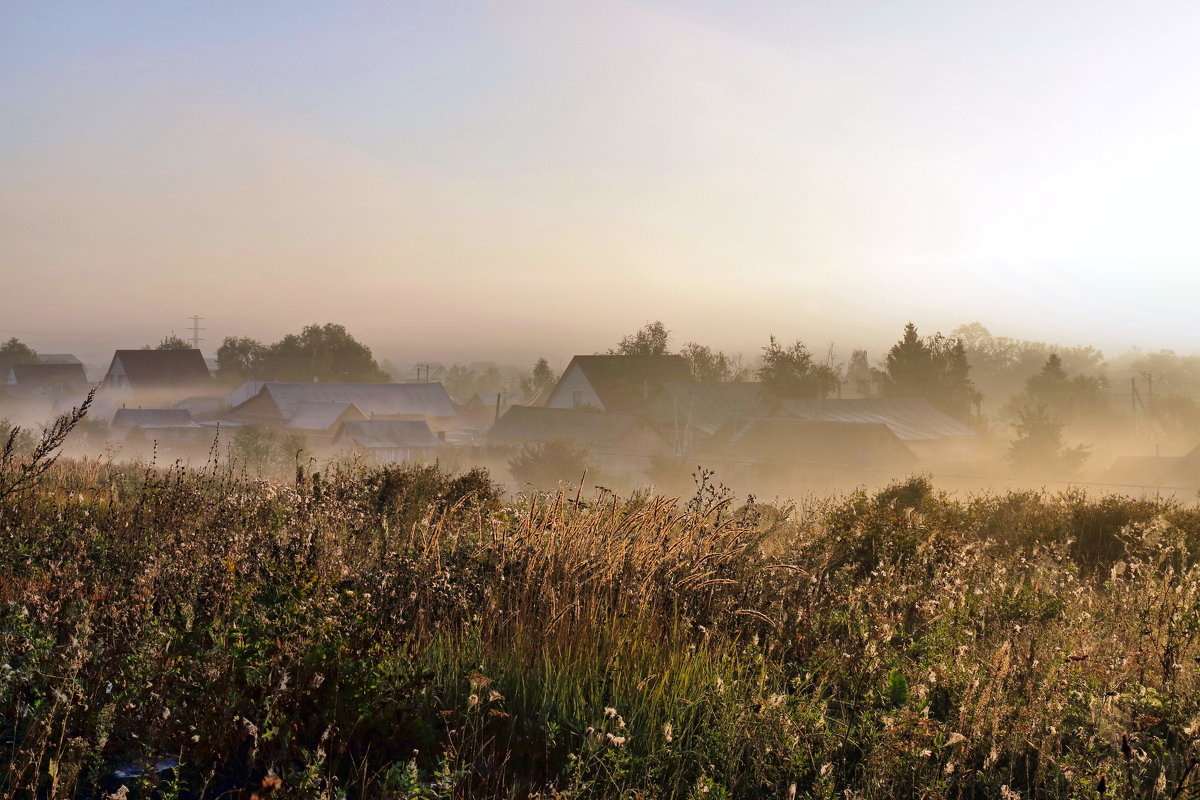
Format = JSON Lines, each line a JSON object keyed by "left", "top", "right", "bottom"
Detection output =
{"left": 2, "top": 326, "right": 1192, "bottom": 495}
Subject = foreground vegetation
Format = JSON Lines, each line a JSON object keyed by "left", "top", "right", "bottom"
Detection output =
{"left": 2, "top": 457, "right": 1200, "bottom": 799}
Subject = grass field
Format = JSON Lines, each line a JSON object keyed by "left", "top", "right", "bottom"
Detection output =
{"left": 2, "top": 456, "right": 1199, "bottom": 798}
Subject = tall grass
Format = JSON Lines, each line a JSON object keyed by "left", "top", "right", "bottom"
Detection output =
{"left": 1, "top": 459, "right": 1199, "bottom": 798}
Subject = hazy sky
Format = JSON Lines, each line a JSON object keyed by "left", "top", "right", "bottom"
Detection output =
{"left": 4, "top": 0, "right": 1200, "bottom": 366}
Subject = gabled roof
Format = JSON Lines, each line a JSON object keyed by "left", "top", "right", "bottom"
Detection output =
{"left": 717, "top": 418, "right": 918, "bottom": 469}
{"left": 775, "top": 397, "right": 974, "bottom": 441}
{"left": 487, "top": 405, "right": 661, "bottom": 450}
{"left": 1105, "top": 446, "right": 1200, "bottom": 488}
{"left": 108, "top": 349, "right": 211, "bottom": 388}
{"left": 334, "top": 419, "right": 443, "bottom": 450}
{"left": 286, "top": 401, "right": 366, "bottom": 431}
{"left": 556, "top": 355, "right": 692, "bottom": 412}
{"left": 6, "top": 362, "right": 88, "bottom": 387}
{"left": 227, "top": 380, "right": 267, "bottom": 407}
{"left": 234, "top": 382, "right": 457, "bottom": 420}
{"left": 112, "top": 408, "right": 199, "bottom": 428}
{"left": 645, "top": 382, "right": 777, "bottom": 436}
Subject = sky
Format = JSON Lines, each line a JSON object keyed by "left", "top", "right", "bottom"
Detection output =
{"left": 3, "top": 0, "right": 1200, "bottom": 367}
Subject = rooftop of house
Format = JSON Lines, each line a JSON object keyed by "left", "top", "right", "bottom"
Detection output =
{"left": 555, "top": 354, "right": 693, "bottom": 412}
{"left": 487, "top": 405, "right": 659, "bottom": 450}
{"left": 6, "top": 362, "right": 88, "bottom": 387}
{"left": 334, "top": 419, "right": 443, "bottom": 450}
{"left": 107, "top": 349, "right": 212, "bottom": 388}
{"left": 233, "top": 382, "right": 457, "bottom": 420}
{"left": 715, "top": 418, "right": 919, "bottom": 469}
{"left": 643, "top": 381, "right": 777, "bottom": 436}
{"left": 775, "top": 397, "right": 975, "bottom": 441}
{"left": 111, "top": 408, "right": 199, "bottom": 428}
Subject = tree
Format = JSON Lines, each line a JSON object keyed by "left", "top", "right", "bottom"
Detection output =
{"left": 149, "top": 335, "right": 192, "bottom": 351}
{"left": 882, "top": 323, "right": 979, "bottom": 421}
{"left": 443, "top": 365, "right": 479, "bottom": 401}
{"left": 507, "top": 440, "right": 592, "bottom": 489}
{"left": 266, "top": 324, "right": 389, "bottom": 383}
{"left": 610, "top": 321, "right": 672, "bottom": 356}
{"left": 1008, "top": 405, "right": 1089, "bottom": 475}
{"left": 216, "top": 336, "right": 270, "bottom": 383}
{"left": 520, "top": 358, "right": 556, "bottom": 397}
{"left": 1003, "top": 353, "right": 1110, "bottom": 429}
{"left": 756, "top": 336, "right": 840, "bottom": 399}
{"left": 679, "top": 342, "right": 748, "bottom": 382}
{"left": 846, "top": 349, "right": 879, "bottom": 397}
{"left": 0, "top": 338, "right": 37, "bottom": 374}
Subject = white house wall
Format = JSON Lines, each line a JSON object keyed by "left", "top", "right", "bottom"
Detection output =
{"left": 545, "top": 363, "right": 604, "bottom": 410}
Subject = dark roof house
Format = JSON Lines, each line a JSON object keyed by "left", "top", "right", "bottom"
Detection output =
{"left": 227, "top": 382, "right": 456, "bottom": 427}
{"left": 544, "top": 355, "right": 692, "bottom": 413}
{"left": 1104, "top": 446, "right": 1200, "bottom": 489}
{"left": 715, "top": 418, "right": 919, "bottom": 471}
{"left": 111, "top": 408, "right": 200, "bottom": 429}
{"left": 6, "top": 362, "right": 88, "bottom": 388}
{"left": 486, "top": 405, "right": 668, "bottom": 454}
{"left": 102, "top": 349, "right": 212, "bottom": 393}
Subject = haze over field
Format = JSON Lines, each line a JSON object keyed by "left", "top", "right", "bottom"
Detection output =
{"left": 5, "top": 1, "right": 1200, "bottom": 361}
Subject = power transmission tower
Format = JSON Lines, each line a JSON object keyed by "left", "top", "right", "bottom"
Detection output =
{"left": 187, "top": 316, "right": 205, "bottom": 350}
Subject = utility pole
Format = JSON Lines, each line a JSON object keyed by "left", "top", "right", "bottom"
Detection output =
{"left": 187, "top": 315, "right": 205, "bottom": 350}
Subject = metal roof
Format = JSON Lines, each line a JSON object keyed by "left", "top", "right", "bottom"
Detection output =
{"left": 720, "top": 418, "right": 918, "bottom": 468}
{"left": 649, "top": 381, "right": 777, "bottom": 436}
{"left": 335, "top": 419, "right": 443, "bottom": 450}
{"left": 111, "top": 408, "right": 199, "bottom": 428}
{"left": 776, "top": 397, "right": 975, "bottom": 441}
{"left": 226, "top": 380, "right": 267, "bottom": 407}
{"left": 286, "top": 401, "right": 366, "bottom": 431}
{"left": 242, "top": 382, "right": 457, "bottom": 420}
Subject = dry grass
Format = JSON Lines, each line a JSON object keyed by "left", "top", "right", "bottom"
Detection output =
{"left": 1, "top": 458, "right": 1199, "bottom": 799}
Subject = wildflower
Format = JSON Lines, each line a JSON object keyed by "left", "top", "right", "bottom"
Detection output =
{"left": 605, "top": 733, "right": 626, "bottom": 747}
{"left": 467, "top": 694, "right": 480, "bottom": 709}
{"left": 663, "top": 722, "right": 673, "bottom": 743}
{"left": 604, "top": 706, "right": 618, "bottom": 718}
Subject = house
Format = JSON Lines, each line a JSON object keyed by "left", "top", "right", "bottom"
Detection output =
{"left": 1104, "top": 446, "right": 1200, "bottom": 490}
{"left": 544, "top": 355, "right": 692, "bottom": 413}
{"left": 5, "top": 362, "right": 88, "bottom": 388}
{"left": 774, "top": 397, "right": 979, "bottom": 462}
{"left": 111, "top": 408, "right": 199, "bottom": 429}
{"left": 36, "top": 354, "right": 82, "bottom": 365}
{"left": 225, "top": 382, "right": 457, "bottom": 429}
{"left": 709, "top": 418, "right": 919, "bottom": 489}
{"left": 111, "top": 408, "right": 211, "bottom": 451}
{"left": 332, "top": 419, "right": 443, "bottom": 463}
{"left": 637, "top": 381, "right": 777, "bottom": 453}
{"left": 486, "top": 405, "right": 671, "bottom": 479}
{"left": 100, "top": 349, "right": 213, "bottom": 410}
